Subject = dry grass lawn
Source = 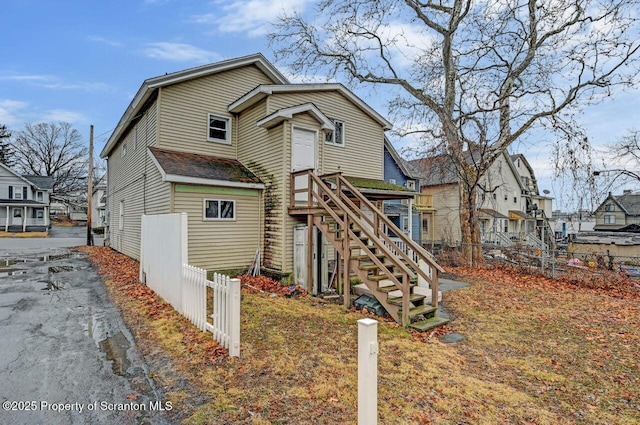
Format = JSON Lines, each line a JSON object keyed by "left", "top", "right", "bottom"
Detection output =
{"left": 80, "top": 247, "right": 640, "bottom": 424}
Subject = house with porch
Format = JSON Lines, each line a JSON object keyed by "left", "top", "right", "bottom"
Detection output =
{"left": 410, "top": 151, "right": 552, "bottom": 249}
{"left": 101, "top": 53, "right": 444, "bottom": 328}
{"left": 0, "top": 163, "right": 52, "bottom": 232}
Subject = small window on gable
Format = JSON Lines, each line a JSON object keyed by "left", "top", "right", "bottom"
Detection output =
{"left": 204, "top": 199, "right": 235, "bottom": 220}
{"left": 208, "top": 114, "right": 230, "bottom": 144}
{"left": 513, "top": 196, "right": 517, "bottom": 204}
{"left": 604, "top": 203, "right": 614, "bottom": 212}
{"left": 325, "top": 120, "right": 345, "bottom": 146}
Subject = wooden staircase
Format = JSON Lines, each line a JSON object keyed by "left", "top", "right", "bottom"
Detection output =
{"left": 290, "top": 169, "right": 448, "bottom": 330}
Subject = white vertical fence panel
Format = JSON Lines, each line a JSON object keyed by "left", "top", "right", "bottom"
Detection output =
{"left": 140, "top": 213, "right": 188, "bottom": 312}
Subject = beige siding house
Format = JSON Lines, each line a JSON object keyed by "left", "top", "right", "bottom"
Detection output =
{"left": 410, "top": 151, "right": 553, "bottom": 248}
{"left": 100, "top": 54, "right": 392, "bottom": 274}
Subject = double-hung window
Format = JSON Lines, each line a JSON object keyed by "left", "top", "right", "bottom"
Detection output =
{"left": 325, "top": 120, "right": 345, "bottom": 146}
{"left": 604, "top": 215, "right": 616, "bottom": 224}
{"left": 208, "top": 114, "right": 231, "bottom": 144}
{"left": 203, "top": 199, "right": 235, "bottom": 220}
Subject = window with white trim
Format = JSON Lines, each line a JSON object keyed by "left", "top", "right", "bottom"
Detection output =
{"left": 325, "top": 120, "right": 345, "bottom": 146}
{"left": 119, "top": 201, "right": 124, "bottom": 230}
{"left": 203, "top": 199, "right": 235, "bottom": 220}
{"left": 37, "top": 191, "right": 44, "bottom": 202}
{"left": 406, "top": 180, "right": 415, "bottom": 190}
{"left": 13, "top": 186, "right": 23, "bottom": 200}
{"left": 604, "top": 215, "right": 616, "bottom": 224}
{"left": 389, "top": 178, "right": 396, "bottom": 185}
{"left": 208, "top": 114, "right": 231, "bottom": 144}
{"left": 604, "top": 203, "right": 614, "bottom": 212}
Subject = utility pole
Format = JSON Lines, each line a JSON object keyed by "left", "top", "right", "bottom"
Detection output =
{"left": 87, "top": 125, "right": 93, "bottom": 246}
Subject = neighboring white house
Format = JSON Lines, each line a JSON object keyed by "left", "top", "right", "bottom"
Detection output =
{"left": 91, "top": 175, "right": 107, "bottom": 228}
{"left": 0, "top": 163, "right": 53, "bottom": 232}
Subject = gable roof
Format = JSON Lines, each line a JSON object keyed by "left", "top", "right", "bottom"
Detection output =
{"left": 257, "top": 103, "right": 335, "bottom": 130}
{"left": 410, "top": 150, "right": 525, "bottom": 191}
{"left": 101, "top": 53, "right": 289, "bottom": 159}
{"left": 228, "top": 84, "right": 392, "bottom": 130}
{"left": 148, "top": 147, "right": 264, "bottom": 189}
{"left": 609, "top": 192, "right": 640, "bottom": 215}
{"left": 22, "top": 175, "right": 54, "bottom": 191}
{"left": 0, "top": 162, "right": 52, "bottom": 190}
{"left": 384, "top": 137, "right": 418, "bottom": 179}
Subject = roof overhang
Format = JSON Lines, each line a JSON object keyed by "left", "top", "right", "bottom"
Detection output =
{"left": 229, "top": 84, "right": 392, "bottom": 130}
{"left": 148, "top": 148, "right": 265, "bottom": 190}
{"left": 101, "top": 53, "right": 289, "bottom": 159}
{"left": 257, "top": 103, "right": 335, "bottom": 130}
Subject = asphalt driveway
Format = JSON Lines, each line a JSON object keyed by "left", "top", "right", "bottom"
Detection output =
{"left": 0, "top": 226, "right": 171, "bottom": 424}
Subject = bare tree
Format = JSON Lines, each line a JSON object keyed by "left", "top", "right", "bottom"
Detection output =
{"left": 0, "top": 124, "right": 14, "bottom": 166}
{"left": 11, "top": 122, "right": 88, "bottom": 196}
{"left": 270, "top": 0, "right": 640, "bottom": 263}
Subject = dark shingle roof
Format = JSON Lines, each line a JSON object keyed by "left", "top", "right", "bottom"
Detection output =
{"left": 149, "top": 147, "right": 262, "bottom": 185}
{"left": 22, "top": 175, "right": 54, "bottom": 190}
{"left": 613, "top": 193, "right": 640, "bottom": 215}
{"left": 409, "top": 155, "right": 460, "bottom": 186}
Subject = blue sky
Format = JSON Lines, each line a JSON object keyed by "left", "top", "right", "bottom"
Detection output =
{"left": 1, "top": 0, "right": 637, "bottom": 209}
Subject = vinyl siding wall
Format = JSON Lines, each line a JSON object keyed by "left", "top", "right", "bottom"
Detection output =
{"left": 422, "top": 184, "right": 462, "bottom": 242}
{"left": 236, "top": 100, "right": 284, "bottom": 270}
{"left": 107, "top": 101, "right": 167, "bottom": 260}
{"left": 268, "top": 91, "right": 385, "bottom": 180}
{"left": 173, "top": 185, "right": 261, "bottom": 271}
{"left": 157, "top": 65, "right": 275, "bottom": 158}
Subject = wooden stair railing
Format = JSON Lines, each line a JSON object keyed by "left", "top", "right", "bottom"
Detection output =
{"left": 290, "top": 169, "right": 446, "bottom": 328}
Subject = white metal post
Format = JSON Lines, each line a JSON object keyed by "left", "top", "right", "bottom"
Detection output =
{"left": 229, "top": 278, "right": 241, "bottom": 357}
{"left": 358, "top": 318, "right": 378, "bottom": 425}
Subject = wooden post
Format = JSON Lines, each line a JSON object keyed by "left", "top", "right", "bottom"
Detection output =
{"left": 307, "top": 214, "right": 314, "bottom": 294}
{"left": 358, "top": 318, "right": 378, "bottom": 425}
{"left": 343, "top": 214, "right": 350, "bottom": 310}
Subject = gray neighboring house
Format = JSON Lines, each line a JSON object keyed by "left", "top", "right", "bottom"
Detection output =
{"left": 0, "top": 163, "right": 53, "bottom": 232}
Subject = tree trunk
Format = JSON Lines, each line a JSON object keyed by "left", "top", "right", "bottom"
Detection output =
{"left": 459, "top": 182, "right": 483, "bottom": 267}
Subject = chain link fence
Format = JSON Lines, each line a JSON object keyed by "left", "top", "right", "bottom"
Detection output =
{"left": 429, "top": 241, "right": 640, "bottom": 281}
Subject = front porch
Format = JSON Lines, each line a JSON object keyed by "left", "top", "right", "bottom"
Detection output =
{"left": 0, "top": 203, "right": 50, "bottom": 232}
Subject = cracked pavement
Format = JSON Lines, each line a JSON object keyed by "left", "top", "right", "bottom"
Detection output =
{"left": 0, "top": 226, "right": 172, "bottom": 425}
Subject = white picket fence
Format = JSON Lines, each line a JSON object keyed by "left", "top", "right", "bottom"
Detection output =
{"left": 182, "top": 264, "right": 241, "bottom": 357}
{"left": 140, "top": 213, "right": 241, "bottom": 357}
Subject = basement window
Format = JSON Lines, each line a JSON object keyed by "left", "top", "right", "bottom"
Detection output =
{"left": 204, "top": 199, "right": 235, "bottom": 220}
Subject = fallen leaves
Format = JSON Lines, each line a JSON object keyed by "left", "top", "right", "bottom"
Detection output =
{"left": 77, "top": 246, "right": 228, "bottom": 365}
{"left": 240, "top": 274, "right": 308, "bottom": 297}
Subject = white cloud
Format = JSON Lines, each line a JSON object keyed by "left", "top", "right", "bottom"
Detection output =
{"left": 40, "top": 109, "right": 87, "bottom": 124}
{"left": 0, "top": 100, "right": 29, "bottom": 126}
{"left": 88, "top": 35, "right": 124, "bottom": 48}
{"left": 144, "top": 42, "right": 222, "bottom": 63}
{"left": 0, "top": 74, "right": 110, "bottom": 92}
{"left": 193, "top": 0, "right": 309, "bottom": 37}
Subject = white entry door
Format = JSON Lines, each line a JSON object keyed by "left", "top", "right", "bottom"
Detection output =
{"left": 292, "top": 127, "right": 317, "bottom": 202}
{"left": 11, "top": 208, "right": 23, "bottom": 226}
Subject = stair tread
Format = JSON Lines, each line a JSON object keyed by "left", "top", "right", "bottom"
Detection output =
{"left": 353, "top": 254, "right": 385, "bottom": 261}
{"left": 387, "top": 293, "right": 426, "bottom": 305}
{"left": 369, "top": 273, "right": 417, "bottom": 282}
{"left": 359, "top": 263, "right": 395, "bottom": 271}
{"left": 409, "top": 316, "right": 450, "bottom": 331}
{"left": 400, "top": 304, "right": 437, "bottom": 317}
{"left": 376, "top": 284, "right": 415, "bottom": 293}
